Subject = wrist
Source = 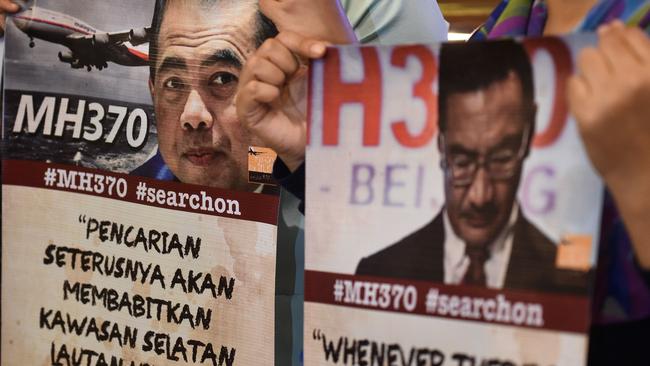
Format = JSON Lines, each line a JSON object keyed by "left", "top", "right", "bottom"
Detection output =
{"left": 606, "top": 169, "right": 650, "bottom": 218}
{"left": 606, "top": 172, "right": 650, "bottom": 269}
{"left": 278, "top": 152, "right": 305, "bottom": 173}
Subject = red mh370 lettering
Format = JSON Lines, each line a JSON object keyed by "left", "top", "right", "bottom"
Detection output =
{"left": 312, "top": 39, "right": 572, "bottom": 149}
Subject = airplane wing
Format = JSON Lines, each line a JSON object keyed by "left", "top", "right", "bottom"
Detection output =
{"left": 67, "top": 27, "right": 151, "bottom": 47}
{"left": 60, "top": 28, "right": 150, "bottom": 70}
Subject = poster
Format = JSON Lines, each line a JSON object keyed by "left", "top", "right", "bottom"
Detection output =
{"left": 305, "top": 35, "right": 603, "bottom": 365}
{"left": 2, "top": 1, "right": 280, "bottom": 365}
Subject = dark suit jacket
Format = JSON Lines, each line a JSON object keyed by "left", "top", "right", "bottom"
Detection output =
{"left": 356, "top": 210, "right": 589, "bottom": 295}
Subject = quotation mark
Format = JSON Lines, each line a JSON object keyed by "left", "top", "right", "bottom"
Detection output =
{"left": 333, "top": 280, "right": 344, "bottom": 302}
{"left": 44, "top": 168, "right": 57, "bottom": 187}
{"left": 78, "top": 215, "right": 87, "bottom": 223}
{"left": 312, "top": 329, "right": 323, "bottom": 340}
{"left": 136, "top": 182, "right": 147, "bottom": 201}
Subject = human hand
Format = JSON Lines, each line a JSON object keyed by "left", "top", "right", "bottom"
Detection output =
{"left": 568, "top": 21, "right": 650, "bottom": 268}
{"left": 0, "top": 0, "right": 21, "bottom": 36}
{"left": 237, "top": 0, "right": 356, "bottom": 172}
{"left": 236, "top": 32, "right": 327, "bottom": 172}
{"left": 259, "top": 0, "right": 357, "bottom": 45}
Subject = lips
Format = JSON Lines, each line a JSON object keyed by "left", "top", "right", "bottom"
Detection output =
{"left": 183, "top": 149, "right": 220, "bottom": 166}
{"left": 461, "top": 210, "right": 498, "bottom": 228}
{"left": 464, "top": 216, "right": 494, "bottom": 228}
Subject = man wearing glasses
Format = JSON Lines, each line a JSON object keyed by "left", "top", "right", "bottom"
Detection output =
{"left": 356, "top": 40, "right": 586, "bottom": 294}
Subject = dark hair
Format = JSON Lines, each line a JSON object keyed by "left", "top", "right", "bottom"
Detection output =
{"left": 438, "top": 40, "right": 534, "bottom": 132}
{"left": 149, "top": 0, "right": 278, "bottom": 81}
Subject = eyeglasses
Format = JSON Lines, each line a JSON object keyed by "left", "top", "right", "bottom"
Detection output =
{"left": 440, "top": 124, "right": 531, "bottom": 187}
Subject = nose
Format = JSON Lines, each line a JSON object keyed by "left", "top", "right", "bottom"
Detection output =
{"left": 467, "top": 166, "right": 494, "bottom": 207}
{"left": 180, "top": 90, "right": 213, "bottom": 131}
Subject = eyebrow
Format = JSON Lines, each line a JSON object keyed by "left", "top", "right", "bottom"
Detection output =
{"left": 156, "top": 49, "right": 243, "bottom": 78}
{"left": 490, "top": 134, "right": 522, "bottom": 152}
{"left": 447, "top": 132, "right": 523, "bottom": 156}
{"left": 157, "top": 56, "right": 187, "bottom": 76}
{"left": 448, "top": 144, "right": 477, "bottom": 156}
{"left": 200, "top": 49, "right": 243, "bottom": 69}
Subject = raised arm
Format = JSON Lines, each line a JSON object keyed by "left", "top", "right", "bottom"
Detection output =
{"left": 568, "top": 21, "right": 650, "bottom": 269}
{"left": 259, "top": 0, "right": 357, "bottom": 45}
{"left": 237, "top": 0, "right": 358, "bottom": 173}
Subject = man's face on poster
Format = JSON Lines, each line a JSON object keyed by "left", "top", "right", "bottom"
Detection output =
{"left": 441, "top": 72, "right": 534, "bottom": 248}
{"left": 150, "top": 0, "right": 259, "bottom": 190}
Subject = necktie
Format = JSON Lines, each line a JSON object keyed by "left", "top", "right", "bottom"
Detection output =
{"left": 464, "top": 245, "right": 489, "bottom": 286}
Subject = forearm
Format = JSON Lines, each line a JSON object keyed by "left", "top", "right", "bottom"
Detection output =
{"left": 608, "top": 173, "right": 650, "bottom": 269}
{"left": 568, "top": 23, "right": 650, "bottom": 269}
{"left": 273, "top": 158, "right": 305, "bottom": 214}
{"left": 260, "top": 0, "right": 358, "bottom": 45}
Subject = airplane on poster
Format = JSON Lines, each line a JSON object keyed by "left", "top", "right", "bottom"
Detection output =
{"left": 11, "top": 5, "right": 150, "bottom": 71}
{"left": 248, "top": 147, "right": 265, "bottom": 156}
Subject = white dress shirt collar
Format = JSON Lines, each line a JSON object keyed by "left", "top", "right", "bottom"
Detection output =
{"left": 443, "top": 204, "right": 519, "bottom": 289}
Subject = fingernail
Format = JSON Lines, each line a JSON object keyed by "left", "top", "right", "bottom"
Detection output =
{"left": 310, "top": 43, "right": 326, "bottom": 56}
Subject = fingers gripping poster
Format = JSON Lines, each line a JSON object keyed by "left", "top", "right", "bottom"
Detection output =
{"left": 305, "top": 35, "right": 603, "bottom": 366}
{"left": 2, "top": 1, "right": 280, "bottom": 365}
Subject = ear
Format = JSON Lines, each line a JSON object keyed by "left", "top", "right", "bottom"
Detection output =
{"left": 524, "top": 103, "right": 538, "bottom": 158}
{"left": 437, "top": 132, "right": 446, "bottom": 169}
{"left": 149, "top": 78, "right": 155, "bottom": 99}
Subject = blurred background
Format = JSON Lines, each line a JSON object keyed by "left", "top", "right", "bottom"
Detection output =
{"left": 439, "top": 0, "right": 501, "bottom": 40}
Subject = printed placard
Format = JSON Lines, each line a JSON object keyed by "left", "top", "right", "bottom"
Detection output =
{"left": 306, "top": 34, "right": 603, "bottom": 366}
{"left": 2, "top": 1, "right": 280, "bottom": 365}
